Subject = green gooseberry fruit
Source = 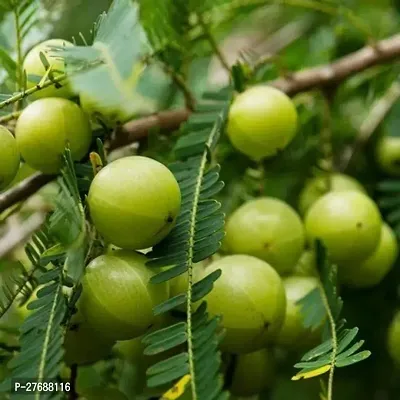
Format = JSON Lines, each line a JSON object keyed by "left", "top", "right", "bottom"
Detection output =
{"left": 88, "top": 156, "right": 181, "bottom": 250}
{"left": 305, "top": 191, "right": 382, "bottom": 263}
{"left": 228, "top": 348, "right": 276, "bottom": 396}
{"left": 79, "top": 387, "right": 128, "bottom": 400}
{"left": 292, "top": 250, "right": 318, "bottom": 277}
{"left": 226, "top": 85, "right": 298, "bottom": 161}
{"left": 340, "top": 223, "right": 398, "bottom": 288}
{"left": 224, "top": 197, "right": 305, "bottom": 275}
{"left": 80, "top": 250, "right": 169, "bottom": 341}
{"left": 23, "top": 39, "right": 74, "bottom": 99}
{"left": 387, "top": 310, "right": 400, "bottom": 367}
{"left": 298, "top": 173, "right": 366, "bottom": 216}
{"left": 0, "top": 126, "right": 20, "bottom": 190}
{"left": 275, "top": 276, "right": 321, "bottom": 348}
{"left": 15, "top": 98, "right": 92, "bottom": 174}
{"left": 64, "top": 311, "right": 115, "bottom": 366}
{"left": 376, "top": 136, "right": 400, "bottom": 176}
{"left": 203, "top": 255, "right": 286, "bottom": 354}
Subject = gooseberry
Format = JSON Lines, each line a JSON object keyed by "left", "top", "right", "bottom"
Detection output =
{"left": 23, "top": 39, "right": 74, "bottom": 99}
{"left": 387, "top": 310, "right": 400, "bottom": 367}
{"left": 0, "top": 126, "right": 20, "bottom": 190}
{"left": 80, "top": 250, "right": 169, "bottom": 341}
{"left": 298, "top": 173, "right": 366, "bottom": 215}
{"left": 203, "top": 255, "right": 286, "bottom": 353}
{"left": 376, "top": 136, "right": 400, "bottom": 176}
{"left": 305, "top": 191, "right": 382, "bottom": 263}
{"left": 275, "top": 276, "right": 321, "bottom": 347}
{"left": 64, "top": 310, "right": 115, "bottom": 366}
{"left": 224, "top": 197, "right": 305, "bottom": 275}
{"left": 88, "top": 156, "right": 181, "bottom": 250}
{"left": 340, "top": 223, "right": 398, "bottom": 288}
{"left": 226, "top": 86, "right": 298, "bottom": 161}
{"left": 228, "top": 348, "right": 276, "bottom": 396}
{"left": 15, "top": 98, "right": 92, "bottom": 173}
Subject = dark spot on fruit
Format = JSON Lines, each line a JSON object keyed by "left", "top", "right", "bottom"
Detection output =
{"left": 264, "top": 321, "right": 270, "bottom": 329}
{"left": 356, "top": 222, "right": 363, "bottom": 229}
{"left": 70, "top": 323, "right": 80, "bottom": 332}
{"left": 166, "top": 213, "right": 174, "bottom": 223}
{"left": 263, "top": 242, "right": 270, "bottom": 249}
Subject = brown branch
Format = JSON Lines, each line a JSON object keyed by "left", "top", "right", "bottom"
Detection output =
{"left": 1, "top": 33, "right": 400, "bottom": 213}
{"left": 0, "top": 173, "right": 56, "bottom": 214}
{"left": 271, "top": 34, "right": 400, "bottom": 95}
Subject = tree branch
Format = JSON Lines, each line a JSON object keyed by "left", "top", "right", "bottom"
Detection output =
{"left": 1, "top": 33, "right": 400, "bottom": 213}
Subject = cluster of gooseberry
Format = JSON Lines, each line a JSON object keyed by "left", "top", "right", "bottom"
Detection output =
{"left": 2, "top": 38, "right": 400, "bottom": 399}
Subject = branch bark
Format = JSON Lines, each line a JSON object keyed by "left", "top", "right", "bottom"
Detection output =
{"left": 1, "top": 33, "right": 400, "bottom": 213}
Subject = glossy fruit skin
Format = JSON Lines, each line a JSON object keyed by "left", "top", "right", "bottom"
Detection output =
{"left": 203, "top": 255, "right": 286, "bottom": 353}
{"left": 298, "top": 173, "right": 366, "bottom": 216}
{"left": 80, "top": 250, "right": 169, "bottom": 341}
{"left": 387, "top": 310, "right": 400, "bottom": 366}
{"left": 88, "top": 156, "right": 181, "bottom": 250}
{"left": 376, "top": 136, "right": 400, "bottom": 176}
{"left": 0, "top": 126, "right": 20, "bottom": 190}
{"left": 275, "top": 276, "right": 321, "bottom": 347}
{"left": 23, "top": 39, "right": 74, "bottom": 99}
{"left": 228, "top": 348, "right": 276, "bottom": 396}
{"left": 15, "top": 98, "right": 92, "bottom": 173}
{"left": 224, "top": 197, "right": 305, "bottom": 275}
{"left": 226, "top": 86, "right": 298, "bottom": 161}
{"left": 340, "top": 223, "right": 398, "bottom": 288}
{"left": 305, "top": 191, "right": 382, "bottom": 264}
{"left": 64, "top": 311, "right": 114, "bottom": 366}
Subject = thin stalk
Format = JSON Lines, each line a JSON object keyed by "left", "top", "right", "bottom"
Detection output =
{"left": 197, "top": 15, "right": 230, "bottom": 73}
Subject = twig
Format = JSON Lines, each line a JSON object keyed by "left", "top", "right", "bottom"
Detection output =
{"left": 272, "top": 34, "right": 400, "bottom": 95}
{"left": 1, "top": 34, "right": 400, "bottom": 213}
{"left": 0, "top": 211, "right": 47, "bottom": 258}
{"left": 0, "top": 173, "right": 55, "bottom": 214}
{"left": 0, "top": 110, "right": 21, "bottom": 124}
{"left": 0, "top": 74, "right": 68, "bottom": 111}
{"left": 198, "top": 14, "right": 231, "bottom": 72}
{"left": 163, "top": 65, "right": 196, "bottom": 110}
{"left": 339, "top": 80, "right": 400, "bottom": 171}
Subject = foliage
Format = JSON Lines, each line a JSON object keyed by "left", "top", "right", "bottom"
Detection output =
{"left": 0, "top": 0, "right": 400, "bottom": 399}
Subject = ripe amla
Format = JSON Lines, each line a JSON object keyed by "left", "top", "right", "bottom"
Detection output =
{"left": 387, "top": 310, "right": 400, "bottom": 367}
{"left": 224, "top": 197, "right": 305, "bottom": 275}
{"left": 227, "top": 348, "right": 276, "bottom": 396}
{"left": 88, "top": 156, "right": 181, "bottom": 250}
{"left": 64, "top": 310, "right": 115, "bottom": 366}
{"left": 275, "top": 276, "right": 321, "bottom": 347}
{"left": 298, "top": 173, "right": 366, "bottom": 215}
{"left": 203, "top": 255, "right": 286, "bottom": 353}
{"left": 0, "top": 126, "right": 20, "bottom": 190}
{"left": 15, "top": 98, "right": 92, "bottom": 174}
{"left": 226, "top": 86, "right": 298, "bottom": 161}
{"left": 80, "top": 250, "right": 169, "bottom": 341}
{"left": 376, "top": 136, "right": 400, "bottom": 176}
{"left": 340, "top": 223, "right": 398, "bottom": 288}
{"left": 23, "top": 39, "right": 74, "bottom": 99}
{"left": 305, "top": 191, "right": 382, "bottom": 263}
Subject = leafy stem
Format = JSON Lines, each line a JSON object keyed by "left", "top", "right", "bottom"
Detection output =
{"left": 0, "top": 73, "right": 68, "bottom": 110}
{"left": 13, "top": 7, "right": 24, "bottom": 111}
{"left": 317, "top": 280, "right": 337, "bottom": 400}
